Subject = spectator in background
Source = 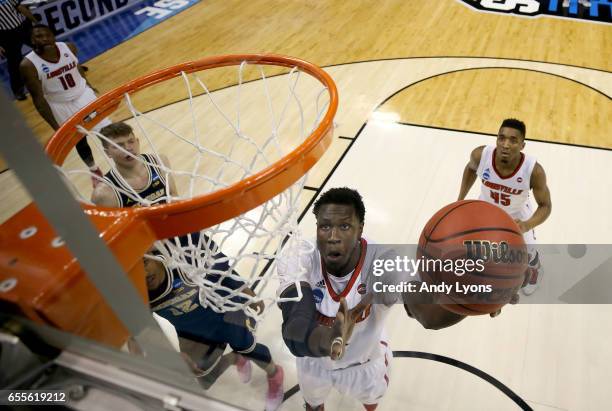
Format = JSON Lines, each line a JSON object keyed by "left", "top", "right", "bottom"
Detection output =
{"left": 0, "top": 0, "right": 37, "bottom": 100}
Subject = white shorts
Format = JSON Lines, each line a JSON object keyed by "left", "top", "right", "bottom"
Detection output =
{"left": 49, "top": 87, "right": 111, "bottom": 132}
{"left": 296, "top": 340, "right": 392, "bottom": 407}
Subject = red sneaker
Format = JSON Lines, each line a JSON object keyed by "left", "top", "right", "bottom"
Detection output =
{"left": 265, "top": 365, "right": 284, "bottom": 411}
{"left": 235, "top": 355, "right": 252, "bottom": 384}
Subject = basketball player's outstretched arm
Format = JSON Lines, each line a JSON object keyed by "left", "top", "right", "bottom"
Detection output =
{"left": 279, "top": 282, "right": 351, "bottom": 360}
{"left": 402, "top": 287, "right": 467, "bottom": 330}
{"left": 458, "top": 146, "right": 484, "bottom": 201}
{"left": 516, "top": 163, "right": 551, "bottom": 233}
{"left": 19, "top": 59, "right": 60, "bottom": 130}
{"left": 403, "top": 287, "right": 517, "bottom": 328}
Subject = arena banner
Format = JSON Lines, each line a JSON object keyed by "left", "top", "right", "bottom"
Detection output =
{"left": 458, "top": 0, "right": 611, "bottom": 24}
{"left": 1, "top": 0, "right": 200, "bottom": 93}
{"left": 56, "top": 0, "right": 200, "bottom": 61}
{"left": 31, "top": 0, "right": 142, "bottom": 37}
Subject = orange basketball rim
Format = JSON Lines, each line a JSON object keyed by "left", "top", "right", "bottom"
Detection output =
{"left": 0, "top": 54, "right": 338, "bottom": 346}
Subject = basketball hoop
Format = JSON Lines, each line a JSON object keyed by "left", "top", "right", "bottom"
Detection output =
{"left": 0, "top": 54, "right": 337, "bottom": 345}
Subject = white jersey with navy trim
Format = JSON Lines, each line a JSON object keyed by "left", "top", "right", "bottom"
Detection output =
{"left": 476, "top": 145, "right": 537, "bottom": 221}
{"left": 24, "top": 42, "right": 87, "bottom": 103}
{"left": 277, "top": 238, "right": 396, "bottom": 370}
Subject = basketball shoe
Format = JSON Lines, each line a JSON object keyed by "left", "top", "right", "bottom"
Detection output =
{"left": 235, "top": 355, "right": 252, "bottom": 384}
{"left": 522, "top": 267, "right": 541, "bottom": 296}
{"left": 266, "top": 365, "right": 284, "bottom": 411}
{"left": 522, "top": 252, "right": 542, "bottom": 296}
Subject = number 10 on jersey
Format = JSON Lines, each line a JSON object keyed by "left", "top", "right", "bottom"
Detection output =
{"left": 58, "top": 73, "right": 76, "bottom": 90}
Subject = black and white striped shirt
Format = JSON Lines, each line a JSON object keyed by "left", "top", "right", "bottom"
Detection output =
{"left": 0, "top": 0, "right": 26, "bottom": 31}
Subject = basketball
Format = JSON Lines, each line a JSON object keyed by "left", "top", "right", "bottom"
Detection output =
{"left": 418, "top": 200, "right": 528, "bottom": 316}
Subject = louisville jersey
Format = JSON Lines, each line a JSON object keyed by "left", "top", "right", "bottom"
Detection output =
{"left": 104, "top": 154, "right": 168, "bottom": 207}
{"left": 476, "top": 145, "right": 537, "bottom": 220}
{"left": 278, "top": 238, "right": 402, "bottom": 370}
{"left": 24, "top": 42, "right": 87, "bottom": 103}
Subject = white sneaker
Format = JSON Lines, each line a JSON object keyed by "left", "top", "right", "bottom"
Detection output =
{"left": 522, "top": 266, "right": 542, "bottom": 296}
{"left": 563, "top": 0, "right": 570, "bottom": 7}
{"left": 579, "top": 0, "right": 591, "bottom": 7}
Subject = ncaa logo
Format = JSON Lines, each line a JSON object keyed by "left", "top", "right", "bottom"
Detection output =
{"left": 312, "top": 288, "right": 324, "bottom": 304}
{"left": 483, "top": 168, "right": 491, "bottom": 180}
{"left": 64, "top": 53, "right": 69, "bottom": 57}
{"left": 517, "top": 177, "right": 523, "bottom": 183}
{"left": 41, "top": 64, "right": 49, "bottom": 73}
{"left": 357, "top": 283, "right": 367, "bottom": 295}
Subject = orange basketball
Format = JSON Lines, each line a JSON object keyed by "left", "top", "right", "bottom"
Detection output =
{"left": 417, "top": 200, "right": 528, "bottom": 315}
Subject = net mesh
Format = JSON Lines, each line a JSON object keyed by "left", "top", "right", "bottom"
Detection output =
{"left": 56, "top": 59, "right": 331, "bottom": 322}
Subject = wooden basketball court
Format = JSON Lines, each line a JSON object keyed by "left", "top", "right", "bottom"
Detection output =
{"left": 2, "top": 1, "right": 611, "bottom": 410}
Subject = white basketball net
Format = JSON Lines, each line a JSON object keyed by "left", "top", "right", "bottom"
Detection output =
{"left": 57, "top": 60, "right": 331, "bottom": 322}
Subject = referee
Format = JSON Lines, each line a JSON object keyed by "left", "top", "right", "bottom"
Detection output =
{"left": 0, "top": 0, "right": 37, "bottom": 100}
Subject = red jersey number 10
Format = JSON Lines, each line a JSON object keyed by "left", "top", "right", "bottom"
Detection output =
{"left": 59, "top": 73, "right": 76, "bottom": 90}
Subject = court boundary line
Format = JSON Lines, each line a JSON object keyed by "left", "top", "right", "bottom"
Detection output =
{"left": 110, "top": 58, "right": 608, "bottom": 124}
{"left": 297, "top": 124, "right": 364, "bottom": 224}
{"left": 393, "top": 351, "right": 533, "bottom": 410}
{"left": 323, "top": 55, "right": 611, "bottom": 74}
{"left": 280, "top": 351, "right": 533, "bottom": 410}
{"left": 376, "top": 66, "right": 610, "bottom": 104}
{"left": 393, "top": 121, "right": 612, "bottom": 153}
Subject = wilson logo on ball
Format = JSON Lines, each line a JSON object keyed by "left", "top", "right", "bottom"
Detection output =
{"left": 463, "top": 240, "right": 528, "bottom": 265}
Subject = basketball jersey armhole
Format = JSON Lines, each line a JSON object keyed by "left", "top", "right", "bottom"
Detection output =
{"left": 476, "top": 146, "right": 493, "bottom": 177}
{"left": 24, "top": 53, "right": 44, "bottom": 81}
{"left": 526, "top": 158, "right": 537, "bottom": 188}
{"left": 104, "top": 171, "right": 127, "bottom": 207}
{"left": 144, "top": 153, "right": 168, "bottom": 187}
{"left": 58, "top": 42, "right": 77, "bottom": 63}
